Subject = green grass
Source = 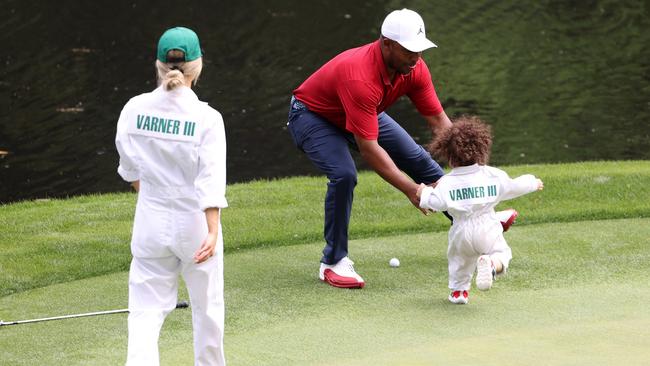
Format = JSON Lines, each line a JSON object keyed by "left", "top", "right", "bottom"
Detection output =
{"left": 1, "top": 161, "right": 649, "bottom": 297}
{"left": 1, "top": 219, "right": 649, "bottom": 365}
{"left": 1, "top": 161, "right": 650, "bottom": 365}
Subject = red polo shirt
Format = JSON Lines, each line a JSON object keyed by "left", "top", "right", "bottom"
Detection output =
{"left": 293, "top": 40, "right": 443, "bottom": 140}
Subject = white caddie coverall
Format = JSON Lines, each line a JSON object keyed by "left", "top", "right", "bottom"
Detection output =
{"left": 419, "top": 164, "right": 539, "bottom": 291}
{"left": 116, "top": 85, "right": 228, "bottom": 366}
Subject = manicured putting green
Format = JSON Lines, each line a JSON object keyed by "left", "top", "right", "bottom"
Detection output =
{"left": 1, "top": 218, "right": 648, "bottom": 365}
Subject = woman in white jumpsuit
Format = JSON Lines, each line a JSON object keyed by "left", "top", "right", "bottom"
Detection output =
{"left": 417, "top": 116, "right": 543, "bottom": 305}
{"left": 115, "top": 27, "right": 228, "bottom": 365}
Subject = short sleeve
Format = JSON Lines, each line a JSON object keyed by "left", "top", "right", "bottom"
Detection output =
{"left": 407, "top": 61, "right": 443, "bottom": 116}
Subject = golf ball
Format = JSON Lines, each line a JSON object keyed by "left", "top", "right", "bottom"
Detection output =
{"left": 389, "top": 258, "right": 400, "bottom": 268}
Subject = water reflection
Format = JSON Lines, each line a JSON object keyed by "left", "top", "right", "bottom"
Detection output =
{"left": 1, "top": 0, "right": 648, "bottom": 203}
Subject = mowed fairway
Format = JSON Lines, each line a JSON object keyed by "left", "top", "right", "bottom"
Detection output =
{"left": 2, "top": 218, "right": 649, "bottom": 365}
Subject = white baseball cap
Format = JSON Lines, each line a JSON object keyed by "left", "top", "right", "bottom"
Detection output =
{"left": 381, "top": 8, "right": 437, "bottom": 52}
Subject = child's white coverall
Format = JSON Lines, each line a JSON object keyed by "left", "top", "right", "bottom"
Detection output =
{"left": 419, "top": 164, "right": 538, "bottom": 291}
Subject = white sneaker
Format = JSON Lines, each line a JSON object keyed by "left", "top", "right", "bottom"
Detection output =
{"left": 475, "top": 255, "right": 495, "bottom": 291}
{"left": 319, "top": 257, "right": 365, "bottom": 289}
{"left": 448, "top": 290, "right": 469, "bottom": 304}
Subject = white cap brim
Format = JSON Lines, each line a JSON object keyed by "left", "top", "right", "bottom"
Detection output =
{"left": 399, "top": 38, "right": 437, "bottom": 52}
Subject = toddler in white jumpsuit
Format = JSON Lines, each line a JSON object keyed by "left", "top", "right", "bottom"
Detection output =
{"left": 115, "top": 27, "right": 228, "bottom": 365}
{"left": 417, "top": 116, "right": 543, "bottom": 304}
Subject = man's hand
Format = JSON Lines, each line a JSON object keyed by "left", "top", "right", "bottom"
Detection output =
{"left": 355, "top": 136, "right": 431, "bottom": 215}
{"left": 407, "top": 183, "right": 431, "bottom": 215}
{"left": 416, "top": 183, "right": 427, "bottom": 199}
{"left": 414, "top": 182, "right": 437, "bottom": 215}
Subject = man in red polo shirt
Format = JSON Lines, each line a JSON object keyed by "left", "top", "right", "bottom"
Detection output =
{"left": 287, "top": 8, "right": 517, "bottom": 289}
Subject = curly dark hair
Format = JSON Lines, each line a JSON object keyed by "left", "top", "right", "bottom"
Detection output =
{"left": 430, "top": 115, "right": 492, "bottom": 167}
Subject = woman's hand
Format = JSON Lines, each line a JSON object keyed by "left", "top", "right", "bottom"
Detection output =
{"left": 194, "top": 232, "right": 218, "bottom": 263}
{"left": 195, "top": 207, "right": 220, "bottom": 263}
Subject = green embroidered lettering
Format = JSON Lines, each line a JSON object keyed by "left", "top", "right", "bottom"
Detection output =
{"left": 142, "top": 116, "right": 151, "bottom": 130}
{"left": 183, "top": 121, "right": 196, "bottom": 136}
{"left": 150, "top": 117, "right": 159, "bottom": 132}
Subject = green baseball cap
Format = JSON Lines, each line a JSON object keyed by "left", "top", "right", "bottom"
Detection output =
{"left": 157, "top": 27, "right": 202, "bottom": 62}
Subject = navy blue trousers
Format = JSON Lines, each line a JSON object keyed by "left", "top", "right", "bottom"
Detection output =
{"left": 287, "top": 97, "right": 445, "bottom": 265}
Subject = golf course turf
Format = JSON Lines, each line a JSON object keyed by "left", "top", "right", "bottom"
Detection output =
{"left": 1, "top": 161, "right": 649, "bottom": 365}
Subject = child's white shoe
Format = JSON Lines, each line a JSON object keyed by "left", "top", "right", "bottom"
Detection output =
{"left": 448, "top": 290, "right": 469, "bottom": 304}
{"left": 476, "top": 255, "right": 495, "bottom": 291}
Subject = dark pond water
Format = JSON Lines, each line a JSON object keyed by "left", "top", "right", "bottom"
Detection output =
{"left": 1, "top": 0, "right": 649, "bottom": 203}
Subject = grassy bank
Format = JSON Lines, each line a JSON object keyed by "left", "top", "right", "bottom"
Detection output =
{"left": 1, "top": 161, "right": 649, "bottom": 297}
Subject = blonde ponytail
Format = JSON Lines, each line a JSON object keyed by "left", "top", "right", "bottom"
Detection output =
{"left": 155, "top": 58, "right": 203, "bottom": 91}
{"left": 163, "top": 69, "right": 185, "bottom": 91}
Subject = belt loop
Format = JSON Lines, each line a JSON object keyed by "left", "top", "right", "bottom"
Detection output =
{"left": 290, "top": 96, "right": 307, "bottom": 112}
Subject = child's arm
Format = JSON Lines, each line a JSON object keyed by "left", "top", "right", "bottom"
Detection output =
{"left": 417, "top": 183, "right": 448, "bottom": 212}
{"left": 500, "top": 174, "right": 544, "bottom": 201}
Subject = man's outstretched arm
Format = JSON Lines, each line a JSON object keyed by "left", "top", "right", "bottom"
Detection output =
{"left": 424, "top": 111, "right": 452, "bottom": 138}
{"left": 354, "top": 135, "right": 427, "bottom": 214}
